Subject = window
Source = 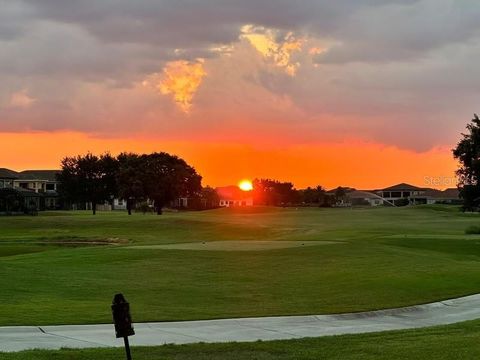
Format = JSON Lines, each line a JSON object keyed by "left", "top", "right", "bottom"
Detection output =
{"left": 46, "top": 183, "right": 55, "bottom": 191}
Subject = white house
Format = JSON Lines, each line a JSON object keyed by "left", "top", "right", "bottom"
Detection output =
{"left": 216, "top": 185, "right": 253, "bottom": 207}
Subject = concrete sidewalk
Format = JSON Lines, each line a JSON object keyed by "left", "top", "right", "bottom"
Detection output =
{"left": 2, "top": 294, "right": 480, "bottom": 352}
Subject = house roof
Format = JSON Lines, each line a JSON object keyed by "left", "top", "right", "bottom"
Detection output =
{"left": 18, "top": 170, "right": 59, "bottom": 182}
{"left": 347, "top": 190, "right": 382, "bottom": 200}
{"left": 381, "top": 183, "right": 424, "bottom": 191}
{"left": 424, "top": 188, "right": 460, "bottom": 199}
{"left": 0, "top": 168, "right": 19, "bottom": 179}
{"left": 216, "top": 186, "right": 253, "bottom": 200}
{"left": 326, "top": 186, "right": 356, "bottom": 194}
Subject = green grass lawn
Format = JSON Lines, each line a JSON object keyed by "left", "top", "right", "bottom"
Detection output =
{"left": 1, "top": 205, "right": 480, "bottom": 325}
{"left": 5, "top": 319, "right": 480, "bottom": 359}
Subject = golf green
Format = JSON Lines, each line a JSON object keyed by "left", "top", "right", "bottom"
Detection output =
{"left": 1, "top": 205, "right": 480, "bottom": 326}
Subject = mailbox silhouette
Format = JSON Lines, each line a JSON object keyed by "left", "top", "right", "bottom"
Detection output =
{"left": 112, "top": 293, "right": 135, "bottom": 338}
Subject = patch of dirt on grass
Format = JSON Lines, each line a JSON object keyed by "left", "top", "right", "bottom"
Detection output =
{"left": 38, "top": 237, "right": 129, "bottom": 247}
{"left": 126, "top": 240, "right": 344, "bottom": 252}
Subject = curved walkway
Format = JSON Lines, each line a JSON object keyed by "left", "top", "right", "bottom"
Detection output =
{"left": 2, "top": 294, "right": 480, "bottom": 352}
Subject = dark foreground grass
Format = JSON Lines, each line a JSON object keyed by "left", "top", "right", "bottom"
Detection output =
{"left": 2, "top": 206, "right": 480, "bottom": 325}
{"left": 4, "top": 319, "right": 480, "bottom": 359}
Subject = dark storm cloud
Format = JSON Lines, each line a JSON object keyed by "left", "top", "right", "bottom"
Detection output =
{"left": 1, "top": 0, "right": 480, "bottom": 152}
{"left": 13, "top": 1, "right": 419, "bottom": 47}
{"left": 315, "top": 0, "right": 480, "bottom": 63}
{"left": 1, "top": 0, "right": 474, "bottom": 78}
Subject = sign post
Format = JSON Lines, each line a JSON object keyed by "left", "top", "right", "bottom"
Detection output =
{"left": 112, "top": 293, "right": 135, "bottom": 360}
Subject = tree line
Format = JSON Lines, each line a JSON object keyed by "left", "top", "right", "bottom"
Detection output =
{"left": 57, "top": 152, "right": 203, "bottom": 215}
{"left": 251, "top": 179, "right": 340, "bottom": 207}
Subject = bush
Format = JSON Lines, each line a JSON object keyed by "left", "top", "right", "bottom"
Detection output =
{"left": 465, "top": 225, "right": 480, "bottom": 234}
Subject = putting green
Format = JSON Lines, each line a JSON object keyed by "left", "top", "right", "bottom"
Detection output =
{"left": 126, "top": 240, "right": 343, "bottom": 251}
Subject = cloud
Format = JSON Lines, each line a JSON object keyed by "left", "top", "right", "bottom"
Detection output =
{"left": 0, "top": 0, "right": 480, "bottom": 154}
{"left": 144, "top": 60, "right": 207, "bottom": 112}
{"left": 314, "top": 0, "right": 480, "bottom": 64}
{"left": 241, "top": 25, "right": 304, "bottom": 75}
{"left": 8, "top": 89, "right": 36, "bottom": 108}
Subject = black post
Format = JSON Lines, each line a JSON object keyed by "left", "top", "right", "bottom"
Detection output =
{"left": 124, "top": 336, "right": 132, "bottom": 360}
{"left": 112, "top": 293, "right": 135, "bottom": 360}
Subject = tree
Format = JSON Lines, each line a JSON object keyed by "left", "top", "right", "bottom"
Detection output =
{"left": 453, "top": 114, "right": 480, "bottom": 211}
{"left": 301, "top": 186, "right": 326, "bottom": 206}
{"left": 200, "top": 186, "right": 220, "bottom": 209}
{"left": 252, "top": 179, "right": 298, "bottom": 206}
{"left": 117, "top": 153, "right": 146, "bottom": 215}
{"left": 142, "top": 152, "right": 202, "bottom": 215}
{"left": 57, "top": 153, "right": 119, "bottom": 215}
{"left": 334, "top": 187, "right": 348, "bottom": 205}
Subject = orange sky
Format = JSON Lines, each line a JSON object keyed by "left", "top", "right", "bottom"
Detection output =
{"left": 0, "top": 132, "right": 458, "bottom": 190}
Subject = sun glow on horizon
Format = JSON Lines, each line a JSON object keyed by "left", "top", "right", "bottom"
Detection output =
{"left": 238, "top": 179, "right": 253, "bottom": 191}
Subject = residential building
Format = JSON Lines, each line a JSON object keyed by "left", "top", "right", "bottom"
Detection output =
{"left": 346, "top": 190, "right": 385, "bottom": 206}
{"left": 330, "top": 183, "right": 461, "bottom": 207}
{"left": 0, "top": 168, "right": 61, "bottom": 211}
{"left": 216, "top": 185, "right": 253, "bottom": 207}
{"left": 376, "top": 183, "right": 427, "bottom": 203}
{"left": 376, "top": 183, "right": 460, "bottom": 205}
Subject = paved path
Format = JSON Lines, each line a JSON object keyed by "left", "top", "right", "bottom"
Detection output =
{"left": 2, "top": 294, "right": 480, "bottom": 352}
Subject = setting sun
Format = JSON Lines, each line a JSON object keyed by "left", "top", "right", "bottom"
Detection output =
{"left": 238, "top": 179, "right": 253, "bottom": 191}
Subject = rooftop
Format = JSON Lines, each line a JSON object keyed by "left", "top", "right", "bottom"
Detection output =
{"left": 0, "top": 168, "right": 59, "bottom": 182}
{"left": 0, "top": 168, "right": 19, "bottom": 179}
{"left": 19, "top": 170, "right": 59, "bottom": 182}
{"left": 380, "top": 183, "right": 424, "bottom": 191}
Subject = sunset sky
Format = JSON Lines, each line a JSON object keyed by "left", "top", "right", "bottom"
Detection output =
{"left": 1, "top": 1, "right": 478, "bottom": 189}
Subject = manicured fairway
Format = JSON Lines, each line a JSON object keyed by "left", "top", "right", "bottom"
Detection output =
{"left": 4, "top": 319, "right": 480, "bottom": 359}
{"left": 1, "top": 205, "right": 480, "bottom": 325}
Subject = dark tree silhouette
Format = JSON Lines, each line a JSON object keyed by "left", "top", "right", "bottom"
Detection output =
{"left": 58, "top": 153, "right": 119, "bottom": 215}
{"left": 117, "top": 153, "right": 146, "bottom": 215}
{"left": 300, "top": 186, "right": 327, "bottom": 206}
{"left": 252, "top": 179, "right": 297, "bottom": 206}
{"left": 200, "top": 186, "right": 220, "bottom": 209}
{"left": 453, "top": 114, "right": 480, "bottom": 211}
{"left": 142, "top": 152, "right": 202, "bottom": 215}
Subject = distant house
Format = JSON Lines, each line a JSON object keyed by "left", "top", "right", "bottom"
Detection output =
{"left": 328, "top": 183, "right": 461, "bottom": 207}
{"left": 216, "top": 186, "right": 253, "bottom": 207}
{"left": 376, "top": 183, "right": 460, "bottom": 205}
{"left": 0, "top": 168, "right": 18, "bottom": 189}
{"left": 16, "top": 170, "right": 61, "bottom": 209}
{"left": 423, "top": 188, "right": 461, "bottom": 204}
{"left": 0, "top": 168, "right": 61, "bottom": 211}
{"left": 376, "top": 183, "right": 426, "bottom": 203}
{"left": 346, "top": 190, "right": 384, "bottom": 206}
